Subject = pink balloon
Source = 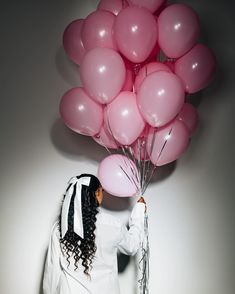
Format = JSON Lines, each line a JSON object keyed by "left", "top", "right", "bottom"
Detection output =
{"left": 81, "top": 10, "right": 116, "bottom": 51}
{"left": 131, "top": 126, "right": 150, "bottom": 161}
{"left": 127, "top": 0, "right": 165, "bottom": 13}
{"left": 63, "top": 19, "right": 86, "bottom": 65}
{"left": 145, "top": 41, "right": 160, "bottom": 62}
{"left": 114, "top": 6, "right": 158, "bottom": 63}
{"left": 174, "top": 44, "right": 216, "bottom": 93}
{"left": 158, "top": 4, "right": 200, "bottom": 58}
{"left": 59, "top": 88, "right": 103, "bottom": 136}
{"left": 122, "top": 59, "right": 134, "bottom": 91}
{"left": 93, "top": 124, "right": 119, "bottom": 149}
{"left": 98, "top": 154, "right": 139, "bottom": 197}
{"left": 132, "top": 140, "right": 150, "bottom": 161}
{"left": 80, "top": 48, "right": 126, "bottom": 104}
{"left": 106, "top": 91, "right": 145, "bottom": 145}
{"left": 97, "top": 0, "right": 128, "bottom": 16}
{"left": 147, "top": 119, "right": 189, "bottom": 166}
{"left": 177, "top": 103, "right": 198, "bottom": 135}
{"left": 164, "top": 60, "right": 175, "bottom": 72}
{"left": 134, "top": 61, "right": 171, "bottom": 93}
{"left": 154, "top": 0, "right": 167, "bottom": 16}
{"left": 137, "top": 71, "right": 185, "bottom": 127}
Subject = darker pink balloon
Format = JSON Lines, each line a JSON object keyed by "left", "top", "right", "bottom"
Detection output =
{"left": 147, "top": 119, "right": 189, "bottom": 166}
{"left": 122, "top": 59, "right": 134, "bottom": 91}
{"left": 134, "top": 61, "right": 171, "bottom": 93}
{"left": 59, "top": 88, "right": 103, "bottom": 136}
{"left": 132, "top": 139, "right": 150, "bottom": 161}
{"left": 80, "top": 48, "right": 126, "bottom": 104}
{"left": 98, "top": 154, "right": 139, "bottom": 197}
{"left": 131, "top": 126, "right": 150, "bottom": 161}
{"left": 164, "top": 60, "right": 175, "bottom": 72}
{"left": 145, "top": 41, "right": 160, "bottom": 63}
{"left": 63, "top": 19, "right": 86, "bottom": 65}
{"left": 106, "top": 91, "right": 145, "bottom": 145}
{"left": 81, "top": 10, "right": 116, "bottom": 50}
{"left": 158, "top": 4, "right": 200, "bottom": 58}
{"left": 93, "top": 124, "right": 119, "bottom": 149}
{"left": 177, "top": 103, "right": 198, "bottom": 135}
{"left": 137, "top": 71, "right": 185, "bottom": 127}
{"left": 114, "top": 6, "right": 158, "bottom": 63}
{"left": 127, "top": 0, "right": 165, "bottom": 13}
{"left": 97, "top": 0, "right": 128, "bottom": 16}
{"left": 123, "top": 66, "right": 134, "bottom": 91}
{"left": 174, "top": 43, "right": 216, "bottom": 93}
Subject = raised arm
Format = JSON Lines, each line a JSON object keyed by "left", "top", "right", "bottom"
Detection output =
{"left": 116, "top": 199, "right": 146, "bottom": 256}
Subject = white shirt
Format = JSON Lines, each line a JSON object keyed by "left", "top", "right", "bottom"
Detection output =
{"left": 43, "top": 202, "right": 145, "bottom": 294}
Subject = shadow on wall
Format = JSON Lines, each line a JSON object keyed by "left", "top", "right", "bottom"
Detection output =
{"left": 39, "top": 252, "right": 47, "bottom": 294}
{"left": 55, "top": 46, "right": 82, "bottom": 87}
{"left": 102, "top": 191, "right": 132, "bottom": 211}
{"left": 50, "top": 118, "right": 108, "bottom": 163}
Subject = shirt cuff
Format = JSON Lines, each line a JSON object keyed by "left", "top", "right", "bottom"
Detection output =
{"left": 130, "top": 202, "right": 145, "bottom": 221}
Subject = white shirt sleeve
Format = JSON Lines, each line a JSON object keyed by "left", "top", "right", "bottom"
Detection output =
{"left": 43, "top": 221, "right": 62, "bottom": 294}
{"left": 116, "top": 202, "right": 145, "bottom": 256}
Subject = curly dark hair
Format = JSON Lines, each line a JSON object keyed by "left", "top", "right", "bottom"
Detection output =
{"left": 59, "top": 174, "right": 101, "bottom": 275}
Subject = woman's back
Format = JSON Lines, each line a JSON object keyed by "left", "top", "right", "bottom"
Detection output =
{"left": 43, "top": 174, "right": 145, "bottom": 294}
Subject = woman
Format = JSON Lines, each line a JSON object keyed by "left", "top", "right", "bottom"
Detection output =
{"left": 43, "top": 173, "right": 146, "bottom": 294}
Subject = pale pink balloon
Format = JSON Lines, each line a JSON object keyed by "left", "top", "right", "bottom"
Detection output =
{"left": 147, "top": 119, "right": 189, "bottom": 166}
{"left": 137, "top": 71, "right": 185, "bottom": 127}
{"left": 98, "top": 154, "right": 140, "bottom": 197}
{"left": 81, "top": 10, "right": 116, "bottom": 51}
{"left": 158, "top": 4, "right": 200, "bottom": 58}
{"left": 134, "top": 61, "right": 171, "bottom": 93}
{"left": 97, "top": 0, "right": 128, "bottom": 16}
{"left": 59, "top": 88, "right": 103, "bottom": 136}
{"left": 106, "top": 91, "right": 145, "bottom": 145}
{"left": 93, "top": 124, "right": 119, "bottom": 149}
{"left": 174, "top": 44, "right": 216, "bottom": 93}
{"left": 177, "top": 103, "right": 198, "bottom": 135}
{"left": 80, "top": 48, "right": 126, "bottom": 104}
{"left": 127, "top": 0, "right": 165, "bottom": 13}
{"left": 63, "top": 19, "right": 86, "bottom": 65}
{"left": 114, "top": 6, "right": 158, "bottom": 63}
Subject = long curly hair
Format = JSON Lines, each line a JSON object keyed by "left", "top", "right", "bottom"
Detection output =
{"left": 59, "top": 174, "right": 101, "bottom": 275}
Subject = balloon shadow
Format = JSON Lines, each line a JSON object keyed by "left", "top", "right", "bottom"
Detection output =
{"left": 50, "top": 118, "right": 108, "bottom": 163}
{"left": 149, "top": 161, "right": 176, "bottom": 185}
{"left": 102, "top": 191, "right": 131, "bottom": 211}
{"left": 55, "top": 46, "right": 82, "bottom": 87}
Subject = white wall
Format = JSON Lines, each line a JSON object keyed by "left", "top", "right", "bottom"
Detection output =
{"left": 0, "top": 0, "right": 234, "bottom": 293}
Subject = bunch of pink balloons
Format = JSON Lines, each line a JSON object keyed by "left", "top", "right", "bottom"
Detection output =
{"left": 60, "top": 0, "right": 216, "bottom": 196}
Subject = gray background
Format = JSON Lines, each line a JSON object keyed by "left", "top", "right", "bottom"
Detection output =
{"left": 0, "top": 0, "right": 234, "bottom": 293}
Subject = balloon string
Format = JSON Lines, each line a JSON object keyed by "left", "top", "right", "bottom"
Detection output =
{"left": 102, "top": 106, "right": 173, "bottom": 196}
{"left": 132, "top": 63, "right": 142, "bottom": 76}
{"left": 95, "top": 134, "right": 112, "bottom": 154}
{"left": 138, "top": 212, "right": 150, "bottom": 294}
